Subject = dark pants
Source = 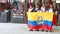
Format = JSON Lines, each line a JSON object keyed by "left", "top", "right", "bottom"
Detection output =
{"left": 58, "top": 14, "right": 60, "bottom": 25}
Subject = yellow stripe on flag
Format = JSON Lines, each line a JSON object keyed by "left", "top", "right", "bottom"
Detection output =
{"left": 27, "top": 12, "right": 53, "bottom": 21}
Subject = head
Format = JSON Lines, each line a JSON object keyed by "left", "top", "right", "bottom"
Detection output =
{"left": 50, "top": 4, "right": 53, "bottom": 8}
{"left": 56, "top": 4, "right": 59, "bottom": 9}
{"left": 35, "top": 3, "right": 39, "bottom": 8}
{"left": 45, "top": 1, "right": 50, "bottom": 8}
{"left": 29, "top": 3, "right": 34, "bottom": 9}
{"left": 42, "top": 3, "right": 45, "bottom": 7}
{"left": 57, "top": 4, "right": 59, "bottom": 7}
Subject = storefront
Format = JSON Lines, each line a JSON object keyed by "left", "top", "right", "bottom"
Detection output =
{"left": 0, "top": 0, "right": 27, "bottom": 23}
{"left": 0, "top": 0, "right": 59, "bottom": 24}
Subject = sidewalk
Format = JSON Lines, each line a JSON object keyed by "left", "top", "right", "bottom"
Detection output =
{"left": 0, "top": 23, "right": 60, "bottom": 34}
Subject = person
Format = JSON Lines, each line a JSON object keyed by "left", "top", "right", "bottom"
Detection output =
{"left": 54, "top": 4, "right": 60, "bottom": 25}
{"left": 49, "top": 4, "right": 53, "bottom": 12}
{"left": 35, "top": 3, "right": 40, "bottom": 12}
{"left": 42, "top": 4, "right": 53, "bottom": 32}
{"left": 28, "top": 3, "right": 41, "bottom": 31}
{"left": 34, "top": 3, "right": 41, "bottom": 12}
{"left": 27, "top": 0, "right": 30, "bottom": 8}
{"left": 41, "top": 3, "right": 46, "bottom": 12}
{"left": 45, "top": 4, "right": 53, "bottom": 32}
{"left": 58, "top": 5, "right": 60, "bottom": 26}
{"left": 28, "top": 3, "right": 35, "bottom": 12}
{"left": 44, "top": 0, "right": 50, "bottom": 12}
{"left": 52, "top": 4, "right": 58, "bottom": 26}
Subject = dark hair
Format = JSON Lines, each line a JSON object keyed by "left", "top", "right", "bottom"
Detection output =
{"left": 35, "top": 3, "right": 40, "bottom": 8}
{"left": 30, "top": 3, "right": 35, "bottom": 7}
{"left": 37, "top": 3, "right": 40, "bottom": 7}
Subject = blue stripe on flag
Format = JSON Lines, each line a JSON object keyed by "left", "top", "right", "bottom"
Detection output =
{"left": 44, "top": 20, "right": 52, "bottom": 26}
{"left": 28, "top": 20, "right": 40, "bottom": 26}
{"left": 28, "top": 20, "right": 52, "bottom": 26}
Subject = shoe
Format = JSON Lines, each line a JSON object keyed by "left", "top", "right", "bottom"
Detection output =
{"left": 41, "top": 30, "right": 44, "bottom": 31}
{"left": 46, "top": 30, "right": 48, "bottom": 32}
{"left": 35, "top": 29, "right": 39, "bottom": 31}
{"left": 29, "top": 29, "right": 33, "bottom": 31}
{"left": 50, "top": 31, "right": 52, "bottom": 32}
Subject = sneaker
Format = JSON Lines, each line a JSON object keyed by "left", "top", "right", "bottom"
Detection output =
{"left": 50, "top": 30, "right": 52, "bottom": 32}
{"left": 35, "top": 29, "right": 39, "bottom": 31}
{"left": 41, "top": 30, "right": 44, "bottom": 31}
{"left": 29, "top": 29, "right": 33, "bottom": 31}
{"left": 46, "top": 30, "right": 48, "bottom": 32}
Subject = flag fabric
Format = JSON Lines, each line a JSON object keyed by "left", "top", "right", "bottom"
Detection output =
{"left": 27, "top": 12, "right": 53, "bottom": 31}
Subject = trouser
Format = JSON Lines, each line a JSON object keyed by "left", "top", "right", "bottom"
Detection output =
{"left": 52, "top": 15, "right": 57, "bottom": 26}
{"left": 58, "top": 14, "right": 60, "bottom": 25}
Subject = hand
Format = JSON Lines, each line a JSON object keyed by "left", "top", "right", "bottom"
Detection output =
{"left": 37, "top": 10, "right": 42, "bottom": 12}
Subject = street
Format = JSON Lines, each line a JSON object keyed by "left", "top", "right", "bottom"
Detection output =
{"left": 0, "top": 23, "right": 60, "bottom": 34}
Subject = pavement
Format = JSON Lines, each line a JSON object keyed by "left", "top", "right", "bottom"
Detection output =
{"left": 0, "top": 23, "right": 60, "bottom": 34}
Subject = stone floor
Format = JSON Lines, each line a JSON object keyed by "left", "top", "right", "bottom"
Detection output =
{"left": 0, "top": 23, "right": 60, "bottom": 34}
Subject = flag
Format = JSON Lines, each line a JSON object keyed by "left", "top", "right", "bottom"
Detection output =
{"left": 27, "top": 12, "right": 53, "bottom": 30}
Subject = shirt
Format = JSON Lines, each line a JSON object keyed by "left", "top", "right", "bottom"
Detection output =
{"left": 35, "top": 8, "right": 38, "bottom": 11}
{"left": 28, "top": 8, "right": 33, "bottom": 12}
{"left": 49, "top": 8, "right": 53, "bottom": 12}
{"left": 41, "top": 6, "right": 45, "bottom": 12}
